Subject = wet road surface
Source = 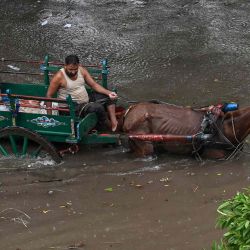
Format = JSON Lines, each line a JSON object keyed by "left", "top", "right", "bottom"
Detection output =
{"left": 0, "top": 0, "right": 250, "bottom": 249}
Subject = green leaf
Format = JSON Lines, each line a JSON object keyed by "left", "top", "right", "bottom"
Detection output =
{"left": 104, "top": 187, "right": 113, "bottom": 192}
{"left": 223, "top": 232, "right": 233, "bottom": 237}
{"left": 218, "top": 201, "right": 231, "bottom": 210}
{"left": 211, "top": 189, "right": 250, "bottom": 249}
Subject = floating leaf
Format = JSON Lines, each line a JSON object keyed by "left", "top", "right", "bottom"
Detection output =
{"left": 105, "top": 187, "right": 113, "bottom": 192}
{"left": 42, "top": 210, "right": 51, "bottom": 214}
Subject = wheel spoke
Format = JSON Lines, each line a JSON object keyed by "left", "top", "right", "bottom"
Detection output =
{"left": 0, "top": 144, "right": 8, "bottom": 156}
{"left": 9, "top": 135, "right": 18, "bottom": 155}
{"left": 31, "top": 145, "right": 42, "bottom": 158}
{"left": 22, "top": 136, "right": 28, "bottom": 156}
{"left": 0, "top": 127, "right": 61, "bottom": 163}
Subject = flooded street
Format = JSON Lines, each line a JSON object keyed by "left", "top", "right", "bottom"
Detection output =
{"left": 1, "top": 0, "right": 250, "bottom": 249}
{"left": 1, "top": 156, "right": 250, "bottom": 250}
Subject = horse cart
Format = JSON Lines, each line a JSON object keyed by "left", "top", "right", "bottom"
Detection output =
{"left": 0, "top": 55, "right": 125, "bottom": 163}
{"left": 0, "top": 55, "right": 243, "bottom": 163}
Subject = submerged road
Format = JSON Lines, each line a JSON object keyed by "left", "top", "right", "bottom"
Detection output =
{"left": 0, "top": 0, "right": 250, "bottom": 249}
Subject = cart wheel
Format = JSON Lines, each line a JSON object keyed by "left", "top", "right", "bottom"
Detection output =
{"left": 0, "top": 126, "right": 62, "bottom": 163}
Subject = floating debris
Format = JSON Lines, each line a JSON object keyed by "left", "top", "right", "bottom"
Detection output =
{"left": 135, "top": 184, "right": 143, "bottom": 188}
{"left": 7, "top": 65, "right": 20, "bottom": 71}
{"left": 41, "top": 20, "right": 48, "bottom": 26}
{"left": 193, "top": 185, "right": 199, "bottom": 192}
{"left": 160, "top": 177, "right": 169, "bottom": 182}
{"left": 42, "top": 210, "right": 51, "bottom": 214}
{"left": 64, "top": 24, "right": 72, "bottom": 28}
{"left": 104, "top": 187, "right": 113, "bottom": 192}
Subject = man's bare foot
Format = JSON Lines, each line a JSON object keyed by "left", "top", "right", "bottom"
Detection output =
{"left": 111, "top": 120, "right": 118, "bottom": 132}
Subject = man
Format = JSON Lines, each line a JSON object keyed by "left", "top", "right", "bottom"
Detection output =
{"left": 46, "top": 55, "right": 118, "bottom": 131}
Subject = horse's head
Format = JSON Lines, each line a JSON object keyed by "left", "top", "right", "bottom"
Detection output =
{"left": 222, "top": 107, "right": 250, "bottom": 145}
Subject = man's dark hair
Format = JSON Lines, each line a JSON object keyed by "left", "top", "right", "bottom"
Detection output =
{"left": 65, "top": 55, "right": 79, "bottom": 65}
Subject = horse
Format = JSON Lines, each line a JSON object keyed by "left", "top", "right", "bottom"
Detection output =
{"left": 122, "top": 102, "right": 250, "bottom": 159}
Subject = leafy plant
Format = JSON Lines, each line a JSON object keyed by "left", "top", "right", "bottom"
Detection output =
{"left": 212, "top": 188, "right": 250, "bottom": 250}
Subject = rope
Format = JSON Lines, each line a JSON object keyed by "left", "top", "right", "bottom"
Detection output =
{"left": 226, "top": 142, "right": 244, "bottom": 160}
{"left": 118, "top": 95, "right": 181, "bottom": 107}
{"left": 213, "top": 121, "right": 237, "bottom": 148}
{"left": 191, "top": 132, "right": 204, "bottom": 161}
{"left": 188, "top": 111, "right": 248, "bottom": 161}
{"left": 118, "top": 94, "right": 138, "bottom": 104}
{"left": 230, "top": 113, "right": 241, "bottom": 144}
{"left": 211, "top": 115, "right": 250, "bottom": 159}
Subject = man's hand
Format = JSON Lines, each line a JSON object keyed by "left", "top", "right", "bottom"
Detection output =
{"left": 108, "top": 92, "right": 118, "bottom": 100}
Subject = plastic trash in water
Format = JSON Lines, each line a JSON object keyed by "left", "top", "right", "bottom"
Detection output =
{"left": 7, "top": 65, "right": 20, "bottom": 71}
{"left": 64, "top": 24, "right": 72, "bottom": 28}
{"left": 41, "top": 20, "right": 48, "bottom": 26}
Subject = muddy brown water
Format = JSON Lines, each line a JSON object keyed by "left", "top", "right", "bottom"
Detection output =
{"left": 0, "top": 0, "right": 250, "bottom": 249}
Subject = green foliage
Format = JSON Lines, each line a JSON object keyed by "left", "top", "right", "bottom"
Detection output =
{"left": 212, "top": 188, "right": 250, "bottom": 250}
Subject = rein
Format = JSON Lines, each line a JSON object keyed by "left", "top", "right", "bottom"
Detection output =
{"left": 209, "top": 112, "right": 250, "bottom": 160}
{"left": 230, "top": 113, "right": 241, "bottom": 144}
{"left": 192, "top": 110, "right": 245, "bottom": 160}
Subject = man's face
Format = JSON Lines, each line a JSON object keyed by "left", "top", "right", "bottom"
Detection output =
{"left": 65, "top": 64, "right": 79, "bottom": 78}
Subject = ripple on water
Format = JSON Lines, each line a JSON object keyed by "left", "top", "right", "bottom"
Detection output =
{"left": 0, "top": 155, "right": 58, "bottom": 172}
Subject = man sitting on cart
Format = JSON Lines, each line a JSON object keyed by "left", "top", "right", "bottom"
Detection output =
{"left": 46, "top": 54, "right": 118, "bottom": 132}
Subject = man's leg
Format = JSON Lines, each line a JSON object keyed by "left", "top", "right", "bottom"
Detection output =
{"left": 81, "top": 102, "right": 108, "bottom": 131}
{"left": 107, "top": 104, "right": 118, "bottom": 132}
{"left": 89, "top": 92, "right": 118, "bottom": 132}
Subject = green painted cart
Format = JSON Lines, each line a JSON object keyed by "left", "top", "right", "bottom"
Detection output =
{"left": 0, "top": 55, "right": 125, "bottom": 163}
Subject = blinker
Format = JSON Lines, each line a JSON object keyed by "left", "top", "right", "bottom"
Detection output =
{"left": 222, "top": 103, "right": 239, "bottom": 113}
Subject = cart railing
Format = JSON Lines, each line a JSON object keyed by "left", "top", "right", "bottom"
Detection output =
{"left": 0, "top": 91, "right": 80, "bottom": 142}
{"left": 0, "top": 55, "right": 120, "bottom": 146}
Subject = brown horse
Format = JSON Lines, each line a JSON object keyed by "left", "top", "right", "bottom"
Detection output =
{"left": 122, "top": 102, "right": 250, "bottom": 159}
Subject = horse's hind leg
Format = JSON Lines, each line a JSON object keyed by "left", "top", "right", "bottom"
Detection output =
{"left": 129, "top": 140, "right": 154, "bottom": 157}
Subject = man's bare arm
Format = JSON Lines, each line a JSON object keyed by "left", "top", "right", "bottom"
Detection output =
{"left": 81, "top": 67, "right": 118, "bottom": 100}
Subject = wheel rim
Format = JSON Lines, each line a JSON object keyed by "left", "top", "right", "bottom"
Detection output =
{"left": 0, "top": 127, "right": 62, "bottom": 163}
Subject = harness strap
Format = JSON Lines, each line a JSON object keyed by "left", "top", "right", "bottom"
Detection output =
{"left": 230, "top": 113, "right": 241, "bottom": 144}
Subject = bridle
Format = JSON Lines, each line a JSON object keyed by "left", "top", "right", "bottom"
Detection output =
{"left": 193, "top": 111, "right": 245, "bottom": 161}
